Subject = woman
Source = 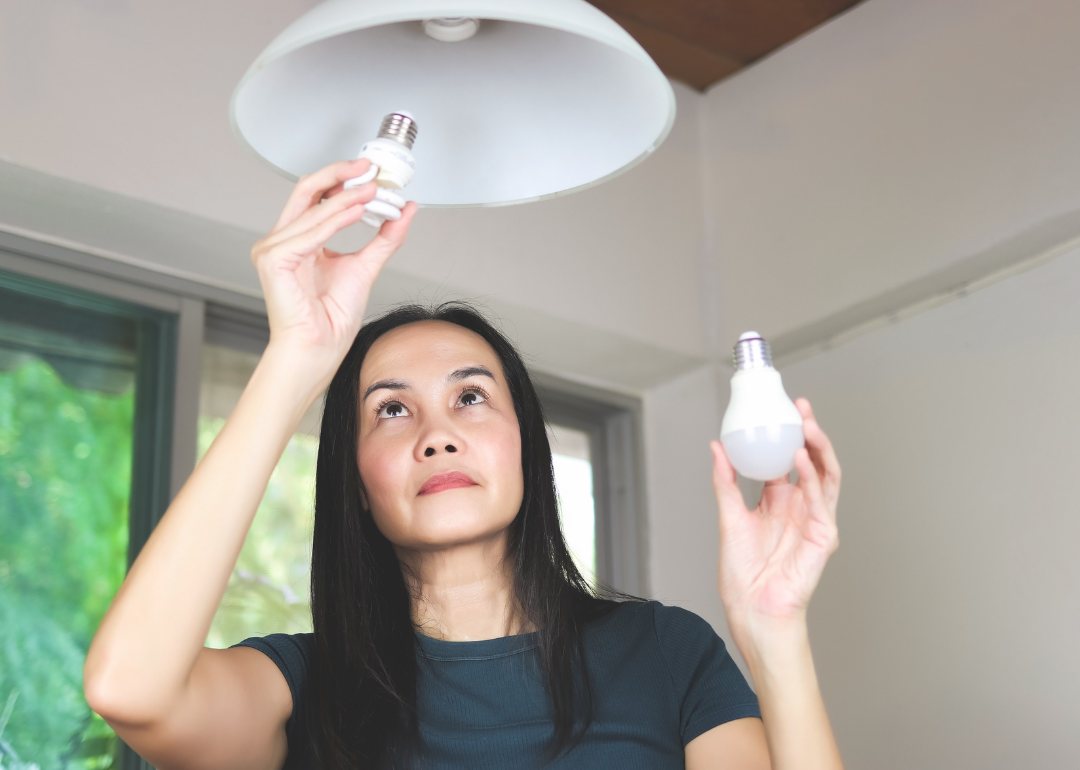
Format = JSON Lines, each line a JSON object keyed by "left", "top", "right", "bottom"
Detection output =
{"left": 84, "top": 159, "right": 843, "bottom": 769}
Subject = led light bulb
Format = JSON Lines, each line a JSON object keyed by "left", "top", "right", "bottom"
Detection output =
{"left": 720, "top": 332, "right": 805, "bottom": 481}
{"left": 343, "top": 111, "right": 418, "bottom": 228}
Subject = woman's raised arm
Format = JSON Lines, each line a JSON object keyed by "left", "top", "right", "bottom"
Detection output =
{"left": 83, "top": 160, "right": 416, "bottom": 770}
{"left": 687, "top": 398, "right": 844, "bottom": 770}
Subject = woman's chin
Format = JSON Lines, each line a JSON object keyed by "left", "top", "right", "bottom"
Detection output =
{"left": 397, "top": 507, "right": 515, "bottom": 551}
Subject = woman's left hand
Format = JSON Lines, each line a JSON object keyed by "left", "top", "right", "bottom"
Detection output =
{"left": 710, "top": 398, "right": 841, "bottom": 640}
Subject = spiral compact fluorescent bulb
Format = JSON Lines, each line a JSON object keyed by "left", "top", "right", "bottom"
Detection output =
{"left": 720, "top": 332, "right": 805, "bottom": 481}
{"left": 343, "top": 111, "right": 418, "bottom": 228}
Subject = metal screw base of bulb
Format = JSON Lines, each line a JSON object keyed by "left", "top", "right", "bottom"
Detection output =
{"left": 378, "top": 112, "right": 418, "bottom": 149}
{"left": 343, "top": 112, "right": 419, "bottom": 228}
{"left": 733, "top": 333, "right": 773, "bottom": 370}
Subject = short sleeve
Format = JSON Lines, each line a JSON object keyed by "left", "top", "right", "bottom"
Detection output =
{"left": 233, "top": 633, "right": 313, "bottom": 749}
{"left": 651, "top": 603, "right": 761, "bottom": 746}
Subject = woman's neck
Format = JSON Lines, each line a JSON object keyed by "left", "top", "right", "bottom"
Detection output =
{"left": 397, "top": 534, "right": 529, "bottom": 641}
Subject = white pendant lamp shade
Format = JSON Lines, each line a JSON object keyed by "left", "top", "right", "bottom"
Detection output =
{"left": 230, "top": 0, "right": 676, "bottom": 207}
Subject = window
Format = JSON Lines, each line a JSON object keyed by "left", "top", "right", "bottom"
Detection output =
{"left": 536, "top": 375, "right": 646, "bottom": 595}
{"left": 198, "top": 333, "right": 320, "bottom": 648}
{"left": 548, "top": 423, "right": 597, "bottom": 581}
{"left": 0, "top": 237, "right": 647, "bottom": 770}
{"left": 0, "top": 266, "right": 176, "bottom": 770}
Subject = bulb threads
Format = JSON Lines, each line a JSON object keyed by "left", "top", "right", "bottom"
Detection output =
{"left": 733, "top": 333, "right": 773, "bottom": 370}
{"left": 378, "top": 112, "right": 418, "bottom": 149}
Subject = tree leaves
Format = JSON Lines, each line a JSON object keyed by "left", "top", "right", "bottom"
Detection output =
{"left": 0, "top": 357, "right": 131, "bottom": 769}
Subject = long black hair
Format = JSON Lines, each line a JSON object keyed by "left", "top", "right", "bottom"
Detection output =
{"left": 307, "top": 302, "right": 624, "bottom": 768}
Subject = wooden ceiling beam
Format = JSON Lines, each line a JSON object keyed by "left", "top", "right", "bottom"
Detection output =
{"left": 587, "top": 0, "right": 864, "bottom": 89}
{"left": 603, "top": 8, "right": 744, "bottom": 91}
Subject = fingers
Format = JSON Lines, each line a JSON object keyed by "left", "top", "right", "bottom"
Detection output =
{"left": 327, "top": 201, "right": 418, "bottom": 286}
{"left": 365, "top": 201, "right": 418, "bottom": 271}
{"left": 321, "top": 181, "right": 347, "bottom": 200}
{"left": 316, "top": 202, "right": 419, "bottom": 324}
{"left": 763, "top": 472, "right": 791, "bottom": 487}
{"left": 276, "top": 203, "right": 371, "bottom": 258}
{"left": 265, "top": 184, "right": 376, "bottom": 249}
{"left": 342, "top": 164, "right": 379, "bottom": 190}
{"left": 794, "top": 446, "right": 838, "bottom": 540}
{"left": 274, "top": 159, "right": 373, "bottom": 231}
{"left": 796, "top": 398, "right": 841, "bottom": 505}
{"left": 711, "top": 441, "right": 749, "bottom": 524}
{"left": 368, "top": 200, "right": 418, "bottom": 252}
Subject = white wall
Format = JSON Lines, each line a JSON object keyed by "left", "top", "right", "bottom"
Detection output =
{"left": 700, "top": 0, "right": 1080, "bottom": 349}
{"left": 781, "top": 245, "right": 1080, "bottom": 768}
{"left": 676, "top": 0, "right": 1080, "bottom": 763}
{"left": 642, "top": 364, "right": 728, "bottom": 622}
{"left": 644, "top": 246, "right": 1080, "bottom": 766}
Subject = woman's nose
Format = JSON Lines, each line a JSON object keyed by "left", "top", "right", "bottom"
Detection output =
{"left": 424, "top": 444, "right": 457, "bottom": 457}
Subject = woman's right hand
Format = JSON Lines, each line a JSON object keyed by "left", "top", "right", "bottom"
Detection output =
{"left": 83, "top": 159, "right": 415, "bottom": 770}
{"left": 251, "top": 158, "right": 418, "bottom": 381}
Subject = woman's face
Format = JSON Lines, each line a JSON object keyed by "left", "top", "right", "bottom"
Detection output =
{"left": 356, "top": 321, "right": 524, "bottom": 551}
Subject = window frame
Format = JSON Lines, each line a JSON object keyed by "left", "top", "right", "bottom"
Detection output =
{"left": 0, "top": 238, "right": 197, "bottom": 546}
{"left": 0, "top": 229, "right": 652, "bottom": 596}
{"left": 0, "top": 229, "right": 651, "bottom": 770}
{"left": 533, "top": 372, "right": 648, "bottom": 596}
{"left": 1, "top": 231, "right": 204, "bottom": 770}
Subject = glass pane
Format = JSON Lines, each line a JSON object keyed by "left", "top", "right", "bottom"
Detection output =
{"left": 0, "top": 281, "right": 136, "bottom": 770}
{"left": 200, "top": 344, "right": 320, "bottom": 648}
{"left": 547, "top": 424, "right": 596, "bottom": 582}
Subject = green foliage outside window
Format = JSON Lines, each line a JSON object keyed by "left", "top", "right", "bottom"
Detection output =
{"left": 199, "top": 417, "right": 317, "bottom": 649}
{"left": 0, "top": 339, "right": 595, "bottom": 769}
{"left": 0, "top": 357, "right": 131, "bottom": 770}
{"left": 0, "top": 353, "right": 317, "bottom": 767}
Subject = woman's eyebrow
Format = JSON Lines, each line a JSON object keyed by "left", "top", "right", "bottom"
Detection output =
{"left": 362, "top": 379, "right": 409, "bottom": 401}
{"left": 447, "top": 365, "right": 496, "bottom": 383}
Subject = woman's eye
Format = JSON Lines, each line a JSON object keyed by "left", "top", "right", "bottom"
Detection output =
{"left": 377, "top": 401, "right": 409, "bottom": 419}
{"left": 458, "top": 389, "right": 487, "bottom": 408}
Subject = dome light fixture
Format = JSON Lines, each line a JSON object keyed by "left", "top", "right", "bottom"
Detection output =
{"left": 229, "top": 0, "right": 676, "bottom": 208}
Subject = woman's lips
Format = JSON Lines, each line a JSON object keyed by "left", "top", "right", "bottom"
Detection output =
{"left": 418, "top": 471, "right": 478, "bottom": 495}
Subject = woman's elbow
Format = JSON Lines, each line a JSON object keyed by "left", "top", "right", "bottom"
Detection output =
{"left": 83, "top": 650, "right": 163, "bottom": 727}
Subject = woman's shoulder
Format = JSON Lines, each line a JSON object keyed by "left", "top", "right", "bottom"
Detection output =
{"left": 586, "top": 599, "right": 717, "bottom": 641}
{"left": 233, "top": 631, "right": 314, "bottom": 659}
{"left": 232, "top": 632, "right": 315, "bottom": 699}
{"left": 584, "top": 601, "right": 743, "bottom": 689}
{"left": 588, "top": 601, "right": 760, "bottom": 741}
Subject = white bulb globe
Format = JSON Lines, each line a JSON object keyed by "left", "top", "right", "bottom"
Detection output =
{"left": 721, "top": 424, "right": 804, "bottom": 482}
{"left": 720, "top": 333, "right": 804, "bottom": 482}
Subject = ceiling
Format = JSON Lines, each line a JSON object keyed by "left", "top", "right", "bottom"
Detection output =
{"left": 588, "top": 0, "right": 864, "bottom": 90}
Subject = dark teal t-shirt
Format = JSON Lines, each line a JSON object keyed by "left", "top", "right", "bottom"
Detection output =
{"left": 237, "top": 601, "right": 760, "bottom": 768}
